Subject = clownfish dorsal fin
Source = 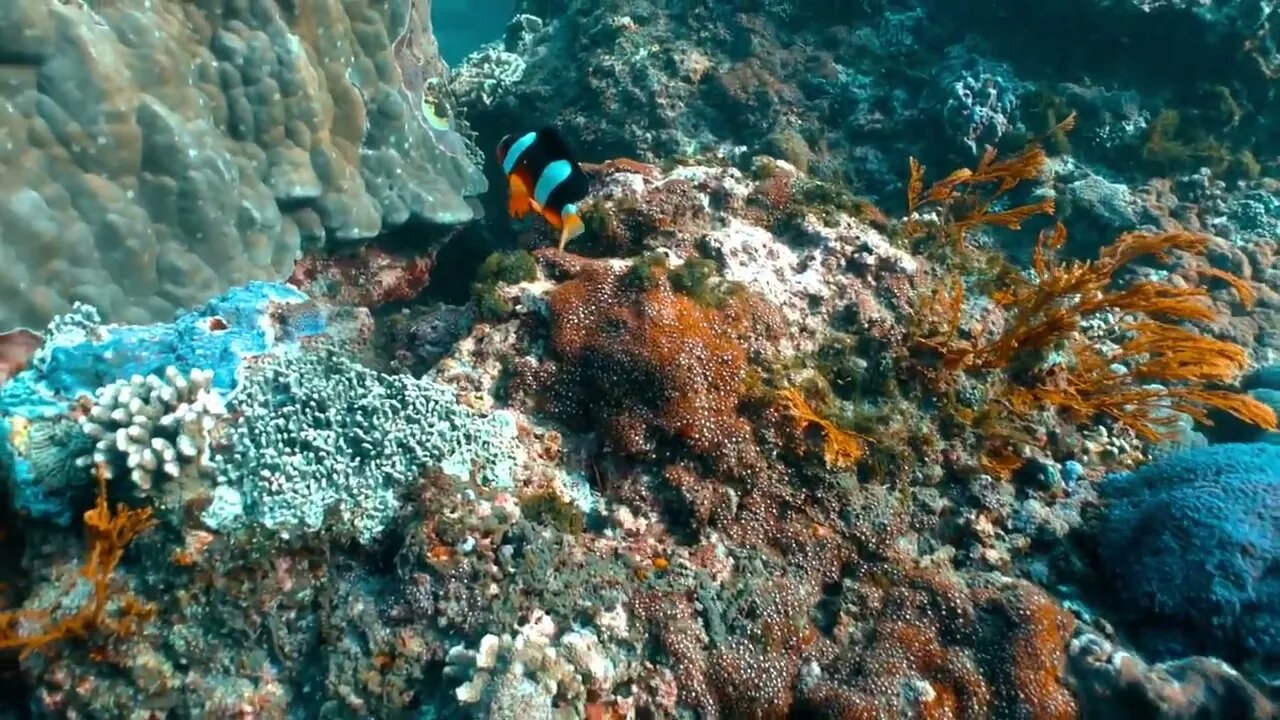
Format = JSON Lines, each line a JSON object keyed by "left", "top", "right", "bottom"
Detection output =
{"left": 534, "top": 127, "right": 577, "bottom": 162}
{"left": 500, "top": 131, "right": 539, "bottom": 175}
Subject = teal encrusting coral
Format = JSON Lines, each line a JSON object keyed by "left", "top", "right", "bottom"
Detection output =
{"left": 206, "top": 344, "right": 520, "bottom": 545}
{"left": 25, "top": 281, "right": 325, "bottom": 399}
{"left": 0, "top": 281, "right": 327, "bottom": 524}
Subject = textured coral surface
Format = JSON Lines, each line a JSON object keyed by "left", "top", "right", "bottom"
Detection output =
{"left": 0, "top": 0, "right": 485, "bottom": 330}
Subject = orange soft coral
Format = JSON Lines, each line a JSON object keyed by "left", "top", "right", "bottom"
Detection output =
{"left": 776, "top": 387, "right": 865, "bottom": 469}
{"left": 906, "top": 119, "right": 1275, "bottom": 452}
{"left": 903, "top": 113, "right": 1074, "bottom": 251}
{"left": 525, "top": 256, "right": 761, "bottom": 470}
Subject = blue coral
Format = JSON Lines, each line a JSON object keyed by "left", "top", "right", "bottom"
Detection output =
{"left": 1096, "top": 443, "right": 1280, "bottom": 663}
{"left": 0, "top": 281, "right": 327, "bottom": 523}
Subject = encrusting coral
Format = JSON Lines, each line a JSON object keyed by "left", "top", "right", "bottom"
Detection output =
{"left": 211, "top": 344, "right": 519, "bottom": 544}
{"left": 517, "top": 252, "right": 779, "bottom": 473}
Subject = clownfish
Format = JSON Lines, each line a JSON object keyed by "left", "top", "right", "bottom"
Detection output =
{"left": 497, "top": 127, "right": 590, "bottom": 250}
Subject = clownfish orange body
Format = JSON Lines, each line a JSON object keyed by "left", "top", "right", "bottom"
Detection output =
{"left": 496, "top": 127, "right": 590, "bottom": 250}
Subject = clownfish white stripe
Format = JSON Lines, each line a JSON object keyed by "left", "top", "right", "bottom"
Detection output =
{"left": 534, "top": 159, "right": 574, "bottom": 207}
{"left": 501, "top": 131, "right": 537, "bottom": 175}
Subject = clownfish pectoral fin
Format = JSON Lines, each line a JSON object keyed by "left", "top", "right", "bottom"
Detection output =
{"left": 507, "top": 173, "right": 534, "bottom": 218}
{"left": 557, "top": 204, "right": 586, "bottom": 251}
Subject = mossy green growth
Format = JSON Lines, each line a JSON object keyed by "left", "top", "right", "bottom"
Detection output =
{"left": 794, "top": 177, "right": 865, "bottom": 217}
{"left": 763, "top": 130, "right": 813, "bottom": 174}
{"left": 1141, "top": 109, "right": 1262, "bottom": 181}
{"left": 773, "top": 177, "right": 885, "bottom": 238}
{"left": 667, "top": 256, "right": 747, "bottom": 309}
{"left": 814, "top": 333, "right": 869, "bottom": 400}
{"left": 1014, "top": 88, "right": 1074, "bottom": 156}
{"left": 473, "top": 286, "right": 513, "bottom": 323}
{"left": 476, "top": 250, "right": 538, "bottom": 287}
{"left": 470, "top": 250, "right": 538, "bottom": 323}
{"left": 622, "top": 251, "right": 669, "bottom": 292}
{"left": 580, "top": 203, "right": 614, "bottom": 239}
{"left": 519, "top": 490, "right": 586, "bottom": 535}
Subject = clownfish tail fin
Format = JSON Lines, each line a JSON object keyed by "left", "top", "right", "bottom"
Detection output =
{"left": 558, "top": 203, "right": 586, "bottom": 251}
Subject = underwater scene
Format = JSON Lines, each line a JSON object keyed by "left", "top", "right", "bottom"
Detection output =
{"left": 0, "top": 0, "right": 1278, "bottom": 717}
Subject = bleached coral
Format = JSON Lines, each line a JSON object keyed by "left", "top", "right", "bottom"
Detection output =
{"left": 76, "top": 366, "right": 225, "bottom": 494}
{"left": 444, "top": 611, "right": 628, "bottom": 719}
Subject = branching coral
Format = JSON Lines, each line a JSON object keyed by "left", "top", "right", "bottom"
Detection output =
{"left": 0, "top": 464, "right": 155, "bottom": 658}
{"left": 76, "top": 366, "right": 226, "bottom": 498}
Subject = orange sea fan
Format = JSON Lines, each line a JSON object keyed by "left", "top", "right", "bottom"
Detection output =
{"left": 967, "top": 226, "right": 1224, "bottom": 371}
{"left": 904, "top": 113, "right": 1075, "bottom": 249}
{"left": 0, "top": 464, "right": 156, "bottom": 658}
{"left": 949, "top": 224, "right": 1276, "bottom": 443}
{"left": 1006, "top": 319, "right": 1276, "bottom": 442}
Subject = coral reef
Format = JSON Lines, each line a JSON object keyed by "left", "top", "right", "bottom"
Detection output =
{"left": 902, "top": 132, "right": 1274, "bottom": 473}
{"left": 445, "top": 612, "right": 633, "bottom": 715}
{"left": 456, "top": 0, "right": 1278, "bottom": 268}
{"left": 0, "top": 151, "right": 1274, "bottom": 718}
{"left": 1, "top": 1, "right": 1279, "bottom": 717}
{"left": 0, "top": 281, "right": 328, "bottom": 523}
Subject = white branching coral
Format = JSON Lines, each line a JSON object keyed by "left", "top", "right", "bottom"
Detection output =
{"left": 76, "top": 366, "right": 225, "bottom": 494}
{"left": 450, "top": 47, "right": 526, "bottom": 108}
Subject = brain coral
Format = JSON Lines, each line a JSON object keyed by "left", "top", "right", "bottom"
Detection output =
{"left": 0, "top": 0, "right": 485, "bottom": 331}
{"left": 1096, "top": 443, "right": 1280, "bottom": 664}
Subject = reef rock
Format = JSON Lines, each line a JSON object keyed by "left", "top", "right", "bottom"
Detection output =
{"left": 0, "top": 0, "right": 486, "bottom": 331}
